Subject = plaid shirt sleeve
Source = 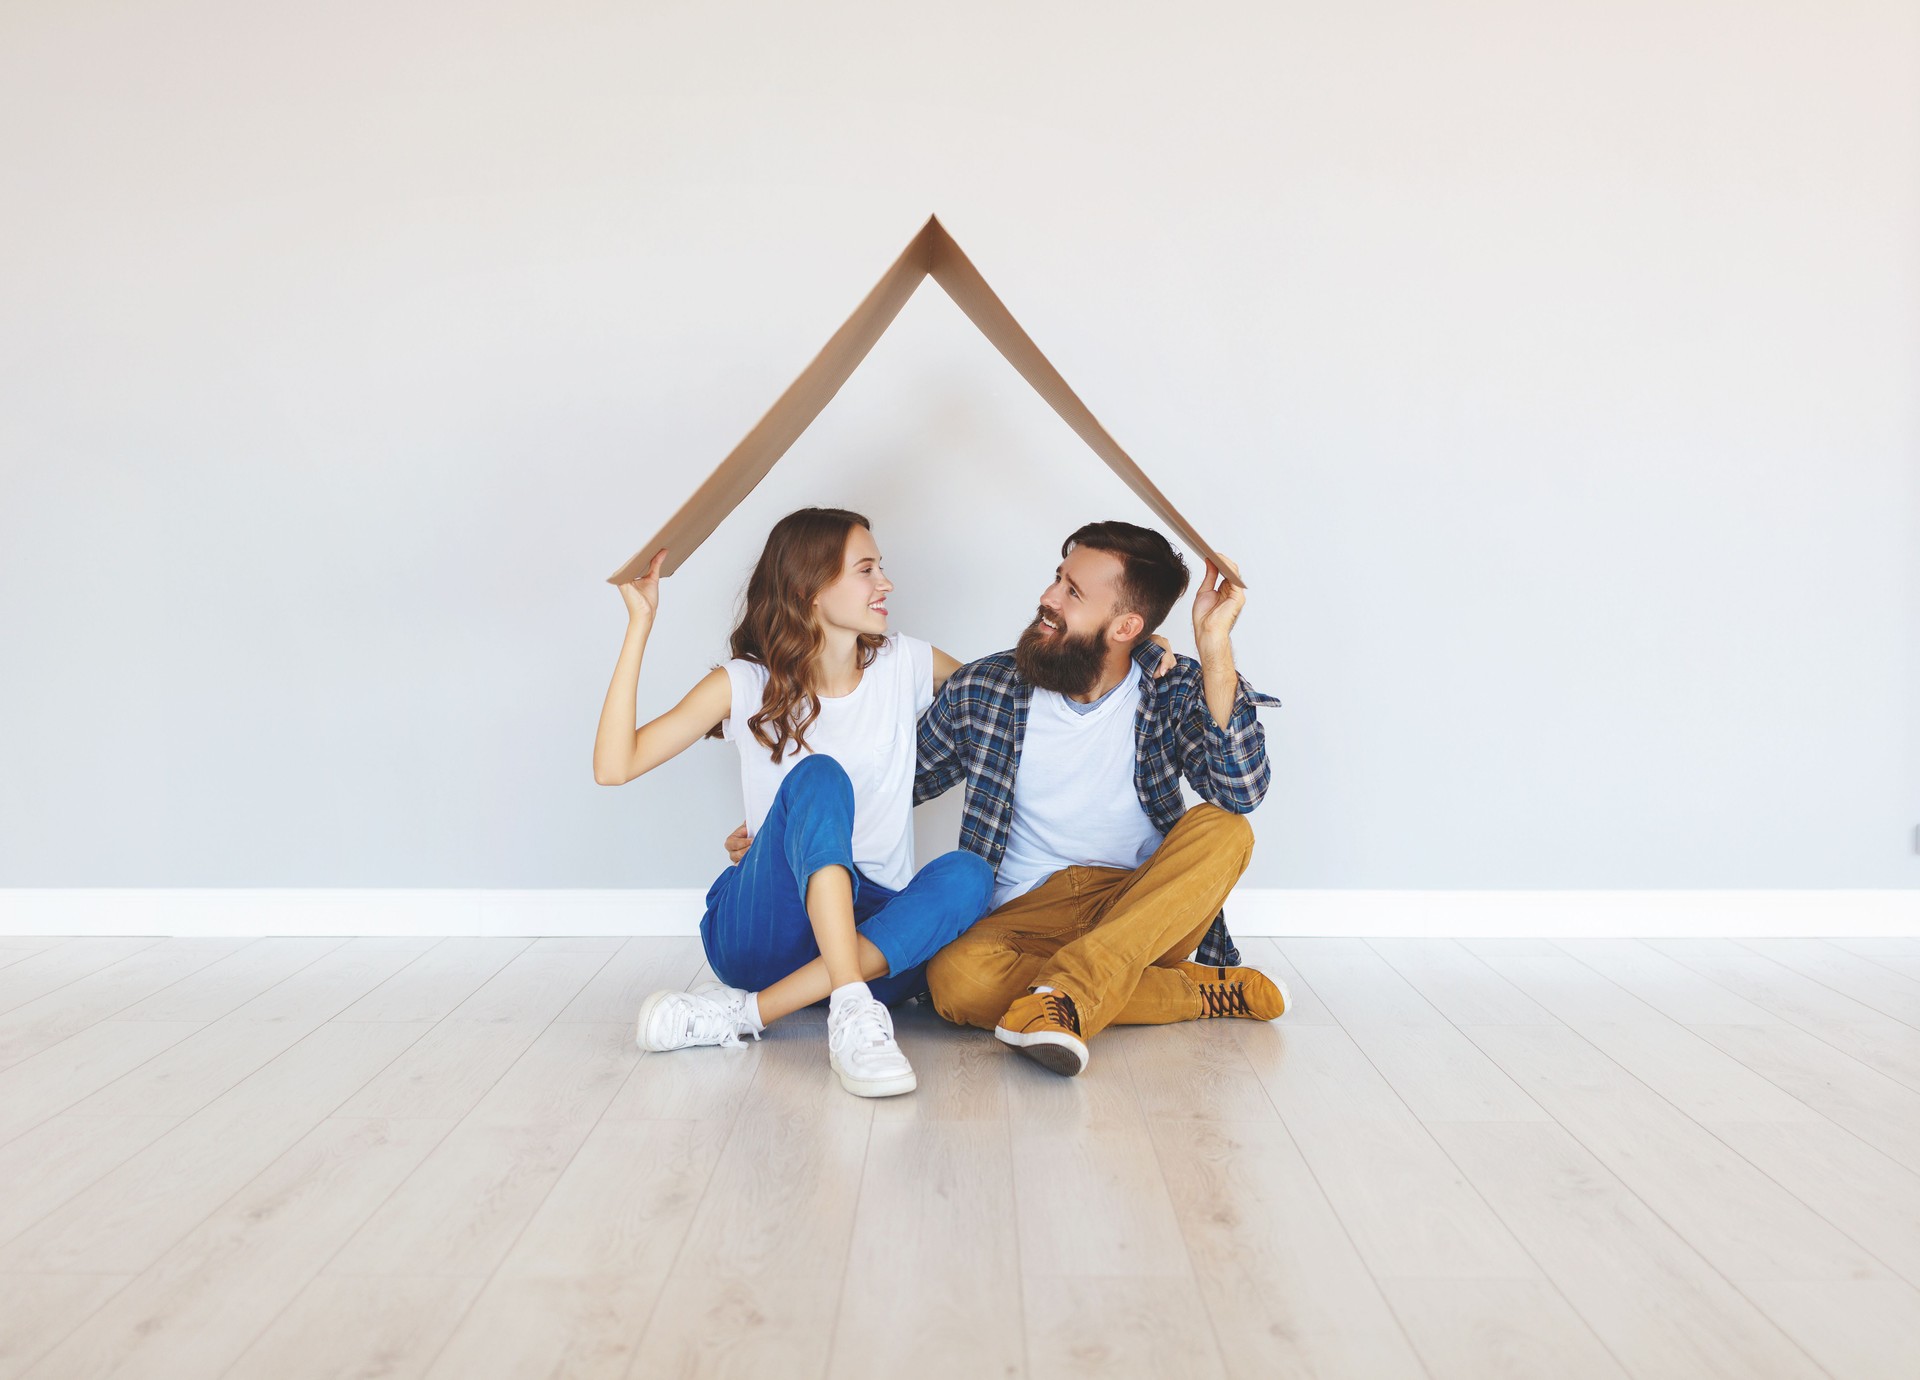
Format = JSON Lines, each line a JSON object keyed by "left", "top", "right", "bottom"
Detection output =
{"left": 1181, "top": 671, "right": 1282, "bottom": 813}
{"left": 913, "top": 677, "right": 966, "bottom": 806}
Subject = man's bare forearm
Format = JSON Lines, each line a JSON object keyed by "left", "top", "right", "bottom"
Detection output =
{"left": 1198, "top": 634, "right": 1238, "bottom": 731}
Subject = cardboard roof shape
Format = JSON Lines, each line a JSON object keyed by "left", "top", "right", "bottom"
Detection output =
{"left": 608, "top": 215, "right": 1240, "bottom": 587}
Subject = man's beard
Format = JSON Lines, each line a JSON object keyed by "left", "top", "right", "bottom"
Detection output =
{"left": 1013, "top": 607, "right": 1108, "bottom": 696}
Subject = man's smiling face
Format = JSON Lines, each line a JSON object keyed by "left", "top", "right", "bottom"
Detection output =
{"left": 1014, "top": 546, "right": 1130, "bottom": 695}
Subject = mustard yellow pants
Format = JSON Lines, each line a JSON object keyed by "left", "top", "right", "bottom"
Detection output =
{"left": 926, "top": 804, "right": 1255, "bottom": 1038}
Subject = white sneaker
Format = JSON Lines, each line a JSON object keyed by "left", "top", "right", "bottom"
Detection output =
{"left": 636, "top": 983, "right": 758, "bottom": 1052}
{"left": 826, "top": 993, "right": 916, "bottom": 1097}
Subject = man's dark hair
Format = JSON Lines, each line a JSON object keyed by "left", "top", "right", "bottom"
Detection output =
{"left": 1062, "top": 520, "right": 1190, "bottom": 638}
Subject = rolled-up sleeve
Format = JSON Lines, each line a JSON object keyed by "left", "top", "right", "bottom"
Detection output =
{"left": 1187, "top": 674, "right": 1281, "bottom": 813}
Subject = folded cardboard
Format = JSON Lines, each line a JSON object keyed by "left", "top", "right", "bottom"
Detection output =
{"left": 609, "top": 216, "right": 1240, "bottom": 587}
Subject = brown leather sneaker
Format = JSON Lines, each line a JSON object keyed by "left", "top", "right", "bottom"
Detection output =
{"left": 1179, "top": 962, "right": 1290, "bottom": 1020}
{"left": 993, "top": 988, "right": 1089, "bottom": 1076}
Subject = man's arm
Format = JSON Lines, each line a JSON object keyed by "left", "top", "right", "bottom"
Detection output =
{"left": 1193, "top": 555, "right": 1248, "bottom": 730}
{"left": 1184, "top": 554, "right": 1280, "bottom": 812}
{"left": 914, "top": 677, "right": 967, "bottom": 805}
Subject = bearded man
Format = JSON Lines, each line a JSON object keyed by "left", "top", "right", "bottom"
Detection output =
{"left": 913, "top": 520, "right": 1289, "bottom": 1076}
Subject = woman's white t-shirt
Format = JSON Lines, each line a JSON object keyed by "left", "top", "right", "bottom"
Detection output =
{"left": 720, "top": 635, "right": 934, "bottom": 892}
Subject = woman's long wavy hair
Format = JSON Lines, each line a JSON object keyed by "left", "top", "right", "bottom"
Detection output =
{"left": 711, "top": 507, "right": 886, "bottom": 762}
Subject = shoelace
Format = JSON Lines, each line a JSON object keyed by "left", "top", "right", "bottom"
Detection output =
{"left": 1199, "top": 980, "right": 1250, "bottom": 1018}
{"left": 830, "top": 998, "right": 895, "bottom": 1054}
{"left": 1037, "top": 991, "right": 1081, "bottom": 1035}
{"left": 674, "top": 993, "right": 745, "bottom": 1048}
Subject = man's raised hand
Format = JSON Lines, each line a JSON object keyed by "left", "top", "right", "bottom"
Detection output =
{"left": 1192, "top": 554, "right": 1247, "bottom": 651}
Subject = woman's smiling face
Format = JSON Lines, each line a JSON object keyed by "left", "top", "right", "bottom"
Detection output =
{"left": 813, "top": 524, "right": 893, "bottom": 637}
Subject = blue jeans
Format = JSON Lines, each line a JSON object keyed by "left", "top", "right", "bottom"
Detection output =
{"left": 701, "top": 754, "right": 995, "bottom": 1005}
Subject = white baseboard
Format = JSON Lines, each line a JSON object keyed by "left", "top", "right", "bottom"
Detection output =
{"left": 1, "top": 888, "right": 1915, "bottom": 938}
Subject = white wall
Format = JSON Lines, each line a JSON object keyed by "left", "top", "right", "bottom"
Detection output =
{"left": 2, "top": 0, "right": 1916, "bottom": 894}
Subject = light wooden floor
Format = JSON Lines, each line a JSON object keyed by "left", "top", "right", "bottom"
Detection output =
{"left": 1, "top": 935, "right": 1919, "bottom": 1379}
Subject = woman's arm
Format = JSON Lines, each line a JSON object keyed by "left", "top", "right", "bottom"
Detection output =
{"left": 592, "top": 551, "right": 732, "bottom": 786}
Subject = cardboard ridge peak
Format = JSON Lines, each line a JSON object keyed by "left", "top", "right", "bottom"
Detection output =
{"left": 608, "top": 215, "right": 1238, "bottom": 587}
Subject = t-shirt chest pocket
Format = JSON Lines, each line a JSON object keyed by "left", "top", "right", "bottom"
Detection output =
{"left": 871, "top": 722, "right": 913, "bottom": 771}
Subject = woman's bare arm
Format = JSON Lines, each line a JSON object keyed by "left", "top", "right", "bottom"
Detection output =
{"left": 932, "top": 646, "right": 963, "bottom": 693}
{"left": 592, "top": 551, "right": 732, "bottom": 786}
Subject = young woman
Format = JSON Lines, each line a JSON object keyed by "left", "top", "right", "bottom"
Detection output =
{"left": 592, "top": 507, "right": 994, "bottom": 1098}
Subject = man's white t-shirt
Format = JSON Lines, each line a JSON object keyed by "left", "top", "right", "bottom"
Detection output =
{"left": 993, "top": 670, "right": 1163, "bottom": 909}
{"left": 721, "top": 634, "right": 934, "bottom": 892}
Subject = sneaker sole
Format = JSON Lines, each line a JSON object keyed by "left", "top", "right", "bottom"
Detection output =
{"left": 834, "top": 1066, "right": 917, "bottom": 1098}
{"left": 635, "top": 990, "right": 748, "bottom": 1052}
{"left": 634, "top": 989, "right": 677, "bottom": 1051}
{"left": 994, "top": 1024, "right": 1089, "bottom": 1076}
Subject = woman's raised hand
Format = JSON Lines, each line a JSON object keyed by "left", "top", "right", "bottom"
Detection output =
{"left": 620, "top": 550, "right": 668, "bottom": 624}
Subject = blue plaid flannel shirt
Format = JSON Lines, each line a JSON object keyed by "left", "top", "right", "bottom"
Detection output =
{"left": 914, "top": 639, "right": 1281, "bottom": 966}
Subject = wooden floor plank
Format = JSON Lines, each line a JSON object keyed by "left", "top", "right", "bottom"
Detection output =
{"left": 332, "top": 937, "right": 532, "bottom": 1021}
{"left": 332, "top": 1018, "right": 550, "bottom": 1121}
{"left": 664, "top": 1033, "right": 872, "bottom": 1280}
{"left": 421, "top": 1274, "right": 661, "bottom": 1380}
{"left": 1024, "top": 1276, "right": 1221, "bottom": 1380}
{"left": 1151, "top": 1117, "right": 1427, "bottom": 1380}
{"left": 0, "top": 1115, "right": 180, "bottom": 1248}
{"left": 1689, "top": 1022, "right": 1920, "bottom": 1173}
{"left": 444, "top": 950, "right": 617, "bottom": 1025}
{"left": 832, "top": 1120, "right": 1025, "bottom": 1379}
{"left": 0, "top": 939, "right": 247, "bottom": 1072}
{"left": 461, "top": 1020, "right": 638, "bottom": 1128}
{"left": 1278, "top": 938, "right": 1449, "bottom": 1025}
{"left": 603, "top": 1039, "right": 765, "bottom": 1123}
{"left": 0, "top": 1021, "right": 430, "bottom": 1274}
{"left": 1230, "top": 1022, "right": 1539, "bottom": 1281}
{"left": 1556, "top": 939, "right": 1783, "bottom": 1025}
{"left": 0, "top": 939, "right": 163, "bottom": 1017}
{"left": 323, "top": 1121, "right": 593, "bottom": 1277}
{"left": 223, "top": 1274, "right": 483, "bottom": 1380}
{"left": 113, "top": 938, "right": 346, "bottom": 1023}
{"left": 68, "top": 941, "right": 443, "bottom": 1121}
{"left": 19, "top": 1116, "right": 452, "bottom": 1380}
{"left": 1646, "top": 939, "right": 1920, "bottom": 1092}
{"left": 0, "top": 930, "right": 1912, "bottom": 1379}
{"left": 1483, "top": 957, "right": 1823, "bottom": 1123}
{"left": 498, "top": 1118, "right": 730, "bottom": 1279}
{"left": 1708, "top": 1118, "right": 1920, "bottom": 1289}
{"left": 1380, "top": 1279, "right": 1631, "bottom": 1380}
{"left": 0, "top": 1273, "right": 131, "bottom": 1380}
{"left": 1367, "top": 938, "right": 1559, "bottom": 1026}
{"left": 0, "top": 1020, "right": 204, "bottom": 1148}
{"left": 1739, "top": 939, "right": 1920, "bottom": 1029}
{"left": 629, "top": 1270, "right": 843, "bottom": 1380}
{"left": 1430, "top": 1121, "right": 1829, "bottom": 1380}
{"left": 1010, "top": 1031, "right": 1193, "bottom": 1280}
{"left": 1336, "top": 1018, "right": 1551, "bottom": 1124}
{"left": 1120, "top": 1016, "right": 1280, "bottom": 1122}
{"left": 1465, "top": 1023, "right": 1891, "bottom": 1282}
{"left": 554, "top": 936, "right": 703, "bottom": 1023}
{"left": 1737, "top": 1279, "right": 1920, "bottom": 1380}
